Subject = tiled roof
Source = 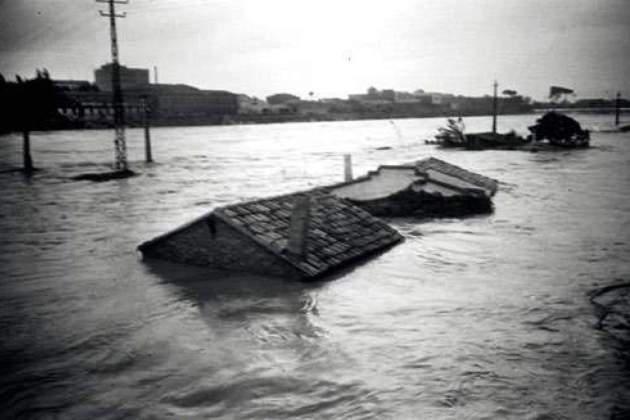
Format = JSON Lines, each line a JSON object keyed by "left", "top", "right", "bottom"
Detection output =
{"left": 215, "top": 191, "right": 403, "bottom": 278}
{"left": 412, "top": 157, "right": 498, "bottom": 195}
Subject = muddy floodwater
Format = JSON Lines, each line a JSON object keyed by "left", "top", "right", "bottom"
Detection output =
{"left": 1, "top": 114, "right": 629, "bottom": 419}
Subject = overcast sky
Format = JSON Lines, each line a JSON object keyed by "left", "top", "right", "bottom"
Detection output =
{"left": 1, "top": 0, "right": 629, "bottom": 100}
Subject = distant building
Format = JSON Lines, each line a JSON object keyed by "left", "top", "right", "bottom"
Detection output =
{"left": 137, "top": 84, "right": 237, "bottom": 118}
{"left": 381, "top": 89, "right": 396, "bottom": 101}
{"left": 431, "top": 93, "right": 445, "bottom": 104}
{"left": 394, "top": 91, "right": 420, "bottom": 103}
{"left": 319, "top": 97, "right": 344, "bottom": 104}
{"left": 266, "top": 93, "right": 301, "bottom": 105}
{"left": 55, "top": 82, "right": 238, "bottom": 125}
{"left": 237, "top": 94, "right": 269, "bottom": 114}
{"left": 94, "top": 63, "right": 150, "bottom": 91}
{"left": 349, "top": 87, "right": 400, "bottom": 103}
{"left": 296, "top": 100, "right": 330, "bottom": 116}
{"left": 53, "top": 80, "right": 95, "bottom": 91}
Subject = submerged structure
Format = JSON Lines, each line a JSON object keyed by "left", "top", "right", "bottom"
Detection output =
{"left": 431, "top": 117, "right": 528, "bottom": 149}
{"left": 527, "top": 112, "right": 590, "bottom": 148}
{"left": 326, "top": 157, "right": 498, "bottom": 217}
{"left": 138, "top": 191, "right": 402, "bottom": 280}
{"left": 430, "top": 112, "right": 590, "bottom": 151}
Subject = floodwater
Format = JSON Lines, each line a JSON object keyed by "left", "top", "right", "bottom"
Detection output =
{"left": 1, "top": 114, "right": 629, "bottom": 419}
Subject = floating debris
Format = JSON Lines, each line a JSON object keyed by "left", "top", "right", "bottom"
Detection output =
{"left": 464, "top": 131, "right": 529, "bottom": 150}
{"left": 431, "top": 112, "right": 592, "bottom": 151}
{"left": 326, "top": 157, "right": 498, "bottom": 217}
{"left": 527, "top": 112, "right": 590, "bottom": 148}
{"left": 434, "top": 117, "right": 467, "bottom": 147}
{"left": 138, "top": 191, "right": 403, "bottom": 280}
{"left": 433, "top": 117, "right": 528, "bottom": 150}
{"left": 72, "top": 169, "right": 136, "bottom": 182}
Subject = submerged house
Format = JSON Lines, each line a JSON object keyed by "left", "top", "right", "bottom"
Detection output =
{"left": 326, "top": 157, "right": 498, "bottom": 217}
{"left": 138, "top": 191, "right": 403, "bottom": 280}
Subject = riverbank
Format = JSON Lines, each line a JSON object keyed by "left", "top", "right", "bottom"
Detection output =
{"left": 1, "top": 108, "right": 535, "bottom": 134}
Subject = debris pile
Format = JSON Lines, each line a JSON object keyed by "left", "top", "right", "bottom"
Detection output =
{"left": 433, "top": 117, "right": 467, "bottom": 147}
{"left": 430, "top": 112, "right": 592, "bottom": 151}
{"left": 431, "top": 118, "right": 528, "bottom": 150}
{"left": 528, "top": 112, "right": 590, "bottom": 148}
{"left": 464, "top": 131, "right": 529, "bottom": 150}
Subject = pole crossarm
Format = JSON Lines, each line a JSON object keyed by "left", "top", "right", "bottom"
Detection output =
{"left": 99, "top": 11, "right": 127, "bottom": 18}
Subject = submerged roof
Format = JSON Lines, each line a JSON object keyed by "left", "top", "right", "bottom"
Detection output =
{"left": 214, "top": 191, "right": 403, "bottom": 278}
{"left": 412, "top": 157, "right": 498, "bottom": 195}
{"left": 326, "top": 157, "right": 498, "bottom": 201}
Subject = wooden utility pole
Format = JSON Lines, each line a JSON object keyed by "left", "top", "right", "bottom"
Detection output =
{"left": 97, "top": 0, "right": 128, "bottom": 171}
{"left": 615, "top": 91, "right": 621, "bottom": 126}
{"left": 141, "top": 96, "right": 153, "bottom": 163}
{"left": 22, "top": 129, "right": 33, "bottom": 175}
{"left": 492, "top": 80, "right": 498, "bottom": 134}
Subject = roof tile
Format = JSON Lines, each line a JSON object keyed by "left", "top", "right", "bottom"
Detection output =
{"left": 215, "top": 190, "right": 403, "bottom": 278}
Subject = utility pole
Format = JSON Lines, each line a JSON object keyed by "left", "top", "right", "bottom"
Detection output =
{"left": 141, "top": 96, "right": 153, "bottom": 163}
{"left": 153, "top": 66, "right": 158, "bottom": 84}
{"left": 22, "top": 129, "right": 33, "bottom": 175}
{"left": 492, "top": 80, "right": 498, "bottom": 134}
{"left": 97, "top": 0, "right": 128, "bottom": 171}
{"left": 615, "top": 91, "right": 621, "bottom": 126}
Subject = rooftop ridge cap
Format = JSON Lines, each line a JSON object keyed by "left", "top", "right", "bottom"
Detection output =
{"left": 217, "top": 187, "right": 328, "bottom": 211}
{"left": 377, "top": 164, "right": 418, "bottom": 169}
{"left": 413, "top": 157, "right": 498, "bottom": 186}
{"left": 424, "top": 175, "right": 486, "bottom": 194}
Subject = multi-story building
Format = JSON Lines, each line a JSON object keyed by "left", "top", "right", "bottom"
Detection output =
{"left": 53, "top": 65, "right": 238, "bottom": 126}
{"left": 94, "top": 63, "right": 150, "bottom": 91}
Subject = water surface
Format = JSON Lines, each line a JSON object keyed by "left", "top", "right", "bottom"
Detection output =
{"left": 1, "top": 114, "right": 629, "bottom": 419}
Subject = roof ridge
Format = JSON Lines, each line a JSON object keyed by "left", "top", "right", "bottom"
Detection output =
{"left": 213, "top": 187, "right": 326, "bottom": 213}
{"left": 413, "top": 157, "right": 498, "bottom": 186}
{"left": 216, "top": 193, "right": 368, "bottom": 277}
